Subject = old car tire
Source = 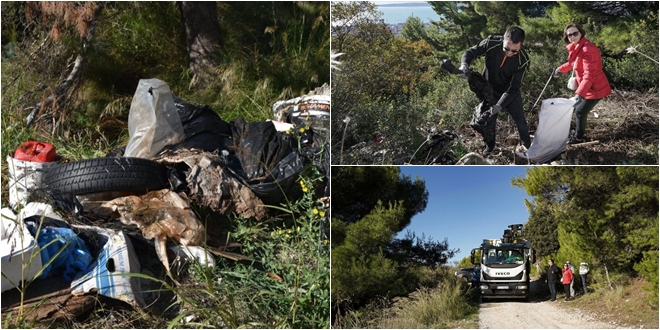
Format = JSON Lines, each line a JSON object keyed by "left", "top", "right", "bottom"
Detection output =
{"left": 44, "top": 157, "right": 170, "bottom": 195}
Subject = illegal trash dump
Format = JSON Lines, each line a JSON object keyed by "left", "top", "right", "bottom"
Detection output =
{"left": 2, "top": 78, "right": 330, "bottom": 321}
{"left": 516, "top": 98, "right": 576, "bottom": 163}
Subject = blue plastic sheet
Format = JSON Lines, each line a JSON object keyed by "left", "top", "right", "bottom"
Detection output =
{"left": 36, "top": 227, "right": 93, "bottom": 281}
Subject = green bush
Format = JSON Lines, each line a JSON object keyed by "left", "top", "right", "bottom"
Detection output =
{"left": 634, "top": 250, "right": 659, "bottom": 307}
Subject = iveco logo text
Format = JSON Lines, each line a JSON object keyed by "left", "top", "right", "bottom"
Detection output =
{"left": 495, "top": 272, "right": 510, "bottom": 275}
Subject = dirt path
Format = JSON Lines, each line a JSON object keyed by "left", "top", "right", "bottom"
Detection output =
{"left": 478, "top": 280, "right": 617, "bottom": 329}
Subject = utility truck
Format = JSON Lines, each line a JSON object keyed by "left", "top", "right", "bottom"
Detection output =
{"left": 471, "top": 224, "right": 535, "bottom": 301}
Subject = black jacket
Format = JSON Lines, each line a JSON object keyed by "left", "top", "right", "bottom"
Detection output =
{"left": 461, "top": 35, "right": 530, "bottom": 107}
{"left": 547, "top": 264, "right": 561, "bottom": 284}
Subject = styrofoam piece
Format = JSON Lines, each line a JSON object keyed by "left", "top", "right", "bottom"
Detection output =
{"left": 170, "top": 245, "right": 216, "bottom": 268}
{"left": 1, "top": 207, "right": 43, "bottom": 292}
{"left": 70, "top": 226, "right": 144, "bottom": 306}
{"left": 6, "top": 155, "right": 58, "bottom": 210}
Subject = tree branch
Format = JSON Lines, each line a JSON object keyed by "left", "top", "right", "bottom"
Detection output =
{"left": 25, "top": 3, "right": 104, "bottom": 127}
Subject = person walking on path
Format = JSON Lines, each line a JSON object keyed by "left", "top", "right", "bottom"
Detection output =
{"left": 547, "top": 259, "right": 562, "bottom": 302}
{"left": 562, "top": 263, "right": 574, "bottom": 301}
{"left": 459, "top": 26, "right": 532, "bottom": 156}
{"left": 552, "top": 23, "right": 611, "bottom": 144}
{"left": 567, "top": 260, "right": 575, "bottom": 297}
{"left": 579, "top": 261, "right": 590, "bottom": 294}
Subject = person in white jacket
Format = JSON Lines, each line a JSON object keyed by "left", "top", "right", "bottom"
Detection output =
{"left": 579, "top": 261, "right": 589, "bottom": 295}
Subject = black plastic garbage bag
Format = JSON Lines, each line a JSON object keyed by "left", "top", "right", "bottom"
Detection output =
{"left": 230, "top": 118, "right": 308, "bottom": 205}
{"left": 471, "top": 101, "right": 496, "bottom": 147}
{"left": 172, "top": 95, "right": 234, "bottom": 153}
{"left": 440, "top": 59, "right": 495, "bottom": 105}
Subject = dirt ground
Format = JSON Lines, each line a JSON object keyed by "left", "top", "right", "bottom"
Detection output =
{"left": 478, "top": 280, "right": 617, "bottom": 329}
{"left": 459, "top": 90, "right": 659, "bottom": 165}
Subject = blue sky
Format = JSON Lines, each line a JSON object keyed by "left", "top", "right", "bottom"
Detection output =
{"left": 398, "top": 166, "right": 534, "bottom": 264}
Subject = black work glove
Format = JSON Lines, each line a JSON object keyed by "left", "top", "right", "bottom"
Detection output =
{"left": 552, "top": 67, "right": 562, "bottom": 79}
{"left": 571, "top": 94, "right": 584, "bottom": 108}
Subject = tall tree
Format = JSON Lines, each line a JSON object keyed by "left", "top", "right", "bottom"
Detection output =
{"left": 513, "top": 166, "right": 659, "bottom": 291}
{"left": 331, "top": 166, "right": 428, "bottom": 226}
{"left": 330, "top": 1, "right": 381, "bottom": 53}
{"left": 511, "top": 167, "right": 565, "bottom": 256}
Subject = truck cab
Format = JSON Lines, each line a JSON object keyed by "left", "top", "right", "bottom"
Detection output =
{"left": 471, "top": 224, "right": 535, "bottom": 301}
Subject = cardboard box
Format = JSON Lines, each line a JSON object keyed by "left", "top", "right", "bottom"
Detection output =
{"left": 70, "top": 226, "right": 145, "bottom": 306}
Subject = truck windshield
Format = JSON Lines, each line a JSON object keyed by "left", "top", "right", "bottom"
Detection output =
{"left": 482, "top": 247, "right": 524, "bottom": 265}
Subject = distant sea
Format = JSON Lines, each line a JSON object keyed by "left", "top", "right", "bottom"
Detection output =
{"left": 376, "top": 2, "right": 440, "bottom": 24}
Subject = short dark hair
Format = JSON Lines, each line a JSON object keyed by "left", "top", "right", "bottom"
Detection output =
{"left": 563, "top": 23, "right": 586, "bottom": 44}
{"left": 504, "top": 26, "right": 525, "bottom": 44}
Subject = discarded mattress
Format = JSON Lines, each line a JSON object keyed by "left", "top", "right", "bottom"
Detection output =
{"left": 516, "top": 97, "right": 576, "bottom": 163}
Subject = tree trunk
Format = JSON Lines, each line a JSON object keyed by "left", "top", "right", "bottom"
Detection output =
{"left": 179, "top": 1, "right": 222, "bottom": 89}
{"left": 604, "top": 264, "right": 614, "bottom": 290}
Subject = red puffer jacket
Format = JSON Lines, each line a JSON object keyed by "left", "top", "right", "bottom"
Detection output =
{"left": 562, "top": 267, "right": 574, "bottom": 284}
{"left": 558, "top": 37, "right": 612, "bottom": 100}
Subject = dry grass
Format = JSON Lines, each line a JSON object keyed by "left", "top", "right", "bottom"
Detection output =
{"left": 560, "top": 277, "right": 659, "bottom": 329}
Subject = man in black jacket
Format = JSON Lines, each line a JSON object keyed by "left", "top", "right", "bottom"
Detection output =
{"left": 547, "top": 259, "right": 561, "bottom": 302}
{"left": 459, "top": 26, "right": 532, "bottom": 157}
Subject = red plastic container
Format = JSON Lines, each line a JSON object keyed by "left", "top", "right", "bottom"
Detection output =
{"left": 13, "top": 141, "right": 57, "bottom": 163}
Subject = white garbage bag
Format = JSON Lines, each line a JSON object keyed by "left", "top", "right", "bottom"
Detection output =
{"left": 124, "top": 79, "right": 184, "bottom": 158}
{"left": 517, "top": 98, "right": 576, "bottom": 163}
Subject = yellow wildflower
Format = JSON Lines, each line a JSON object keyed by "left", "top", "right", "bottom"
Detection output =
{"left": 302, "top": 187, "right": 308, "bottom": 192}
{"left": 323, "top": 239, "right": 329, "bottom": 245}
{"left": 313, "top": 208, "right": 319, "bottom": 215}
{"left": 298, "top": 127, "right": 305, "bottom": 133}
{"left": 319, "top": 211, "right": 326, "bottom": 217}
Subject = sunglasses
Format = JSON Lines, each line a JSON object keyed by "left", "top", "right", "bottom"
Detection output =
{"left": 567, "top": 31, "right": 580, "bottom": 38}
{"left": 503, "top": 46, "right": 519, "bottom": 54}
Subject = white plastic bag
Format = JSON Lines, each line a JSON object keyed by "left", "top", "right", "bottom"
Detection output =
{"left": 517, "top": 98, "right": 576, "bottom": 163}
{"left": 567, "top": 76, "right": 578, "bottom": 90}
{"left": 124, "top": 79, "right": 184, "bottom": 158}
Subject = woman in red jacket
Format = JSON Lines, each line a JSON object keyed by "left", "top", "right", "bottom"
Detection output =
{"left": 561, "top": 263, "right": 574, "bottom": 301}
{"left": 553, "top": 23, "right": 611, "bottom": 144}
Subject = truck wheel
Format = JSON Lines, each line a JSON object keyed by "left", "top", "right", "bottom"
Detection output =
{"left": 44, "top": 157, "right": 170, "bottom": 195}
